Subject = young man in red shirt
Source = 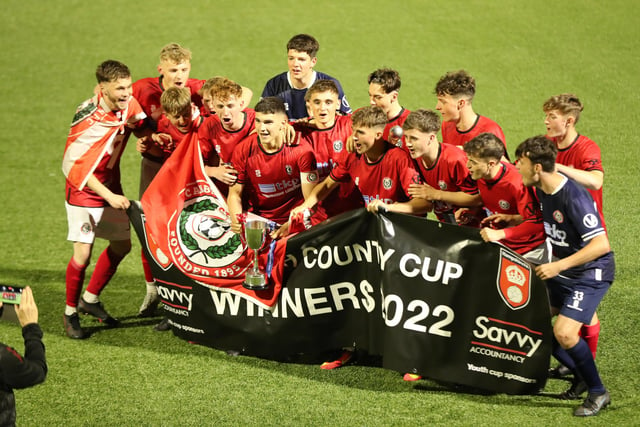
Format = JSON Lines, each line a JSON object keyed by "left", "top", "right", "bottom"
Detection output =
{"left": 62, "top": 60, "right": 147, "bottom": 339}
{"left": 461, "top": 133, "right": 546, "bottom": 263}
{"left": 403, "top": 109, "right": 483, "bottom": 225}
{"left": 435, "top": 70, "right": 508, "bottom": 159}
{"left": 136, "top": 86, "right": 206, "bottom": 328}
{"left": 289, "top": 106, "right": 429, "bottom": 371}
{"left": 295, "top": 80, "right": 363, "bottom": 218}
{"left": 367, "top": 68, "right": 410, "bottom": 150}
{"left": 198, "top": 78, "right": 254, "bottom": 198}
{"left": 227, "top": 97, "right": 319, "bottom": 235}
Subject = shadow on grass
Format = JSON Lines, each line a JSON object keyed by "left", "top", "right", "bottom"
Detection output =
{"left": 1, "top": 267, "right": 569, "bottom": 406}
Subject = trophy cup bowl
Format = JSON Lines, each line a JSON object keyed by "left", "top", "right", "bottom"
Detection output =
{"left": 243, "top": 220, "right": 269, "bottom": 290}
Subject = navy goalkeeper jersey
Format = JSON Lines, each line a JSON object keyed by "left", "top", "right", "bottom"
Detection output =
{"left": 261, "top": 71, "right": 351, "bottom": 120}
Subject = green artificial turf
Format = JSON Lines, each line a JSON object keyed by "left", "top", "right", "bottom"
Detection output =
{"left": 0, "top": 0, "right": 638, "bottom": 425}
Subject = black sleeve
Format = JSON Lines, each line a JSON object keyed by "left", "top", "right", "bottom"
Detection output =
{"left": 0, "top": 324, "right": 47, "bottom": 390}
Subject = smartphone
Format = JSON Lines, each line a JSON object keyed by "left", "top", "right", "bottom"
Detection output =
{"left": 0, "top": 285, "right": 23, "bottom": 305}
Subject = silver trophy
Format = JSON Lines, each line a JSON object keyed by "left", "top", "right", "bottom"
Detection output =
{"left": 243, "top": 220, "right": 269, "bottom": 290}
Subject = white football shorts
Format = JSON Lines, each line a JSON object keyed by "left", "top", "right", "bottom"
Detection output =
{"left": 66, "top": 202, "right": 130, "bottom": 244}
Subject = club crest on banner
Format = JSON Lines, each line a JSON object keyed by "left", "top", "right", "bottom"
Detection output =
{"left": 497, "top": 248, "right": 531, "bottom": 310}
{"left": 168, "top": 180, "right": 249, "bottom": 278}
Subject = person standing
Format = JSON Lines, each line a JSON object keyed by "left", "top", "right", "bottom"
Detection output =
{"left": 62, "top": 60, "right": 146, "bottom": 338}
{"left": 543, "top": 94, "right": 605, "bottom": 376}
{"left": 434, "top": 70, "right": 508, "bottom": 159}
{"left": 515, "top": 135, "right": 613, "bottom": 417}
{"left": 0, "top": 287, "right": 47, "bottom": 426}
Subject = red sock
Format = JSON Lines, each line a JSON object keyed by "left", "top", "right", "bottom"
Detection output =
{"left": 141, "top": 249, "right": 155, "bottom": 282}
{"left": 581, "top": 321, "right": 601, "bottom": 360}
{"left": 86, "top": 247, "right": 125, "bottom": 296}
{"left": 66, "top": 257, "right": 87, "bottom": 307}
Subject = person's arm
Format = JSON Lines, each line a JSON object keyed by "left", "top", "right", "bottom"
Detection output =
{"left": 0, "top": 287, "right": 47, "bottom": 389}
{"left": 86, "top": 175, "right": 129, "bottom": 210}
{"left": 408, "top": 183, "right": 483, "bottom": 207}
{"left": 227, "top": 182, "right": 245, "bottom": 234}
{"left": 536, "top": 233, "right": 610, "bottom": 280}
{"left": 300, "top": 171, "right": 319, "bottom": 200}
{"left": 367, "top": 198, "right": 431, "bottom": 215}
{"left": 204, "top": 164, "right": 238, "bottom": 186}
{"left": 555, "top": 164, "right": 603, "bottom": 191}
{"left": 136, "top": 134, "right": 171, "bottom": 158}
{"left": 290, "top": 176, "right": 340, "bottom": 217}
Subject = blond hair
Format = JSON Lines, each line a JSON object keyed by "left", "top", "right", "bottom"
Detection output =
{"left": 159, "top": 43, "right": 192, "bottom": 64}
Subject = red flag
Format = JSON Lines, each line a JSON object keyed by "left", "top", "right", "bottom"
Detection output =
{"left": 141, "top": 131, "right": 285, "bottom": 308}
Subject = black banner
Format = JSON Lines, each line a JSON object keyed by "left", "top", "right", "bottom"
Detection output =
{"left": 129, "top": 204, "right": 551, "bottom": 394}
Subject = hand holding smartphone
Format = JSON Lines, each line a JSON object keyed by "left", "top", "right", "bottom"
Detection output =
{"left": 0, "top": 285, "right": 23, "bottom": 305}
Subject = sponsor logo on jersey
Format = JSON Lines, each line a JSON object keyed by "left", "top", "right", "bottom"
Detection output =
{"left": 496, "top": 249, "right": 531, "bottom": 310}
{"left": 544, "top": 222, "right": 568, "bottom": 247}
{"left": 499, "top": 200, "right": 511, "bottom": 210}
{"left": 383, "top": 177, "right": 393, "bottom": 190}
{"left": 259, "top": 183, "right": 277, "bottom": 194}
{"left": 553, "top": 210, "right": 564, "bottom": 223}
{"left": 259, "top": 179, "right": 302, "bottom": 196}
{"left": 583, "top": 213, "right": 599, "bottom": 229}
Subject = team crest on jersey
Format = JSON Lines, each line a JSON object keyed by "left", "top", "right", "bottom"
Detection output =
{"left": 285, "top": 165, "right": 293, "bottom": 175}
{"left": 499, "top": 200, "right": 511, "bottom": 210}
{"left": 333, "top": 140, "right": 344, "bottom": 153}
{"left": 553, "top": 210, "right": 564, "bottom": 223}
{"left": 383, "top": 177, "right": 393, "bottom": 190}
{"left": 438, "top": 180, "right": 447, "bottom": 190}
{"left": 255, "top": 169, "right": 261, "bottom": 177}
{"left": 496, "top": 249, "right": 531, "bottom": 310}
{"left": 167, "top": 183, "right": 246, "bottom": 277}
{"left": 583, "top": 213, "right": 599, "bottom": 229}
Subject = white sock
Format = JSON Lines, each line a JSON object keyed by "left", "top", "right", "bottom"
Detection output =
{"left": 82, "top": 291, "right": 99, "bottom": 304}
{"left": 146, "top": 282, "right": 157, "bottom": 295}
{"left": 65, "top": 305, "right": 77, "bottom": 316}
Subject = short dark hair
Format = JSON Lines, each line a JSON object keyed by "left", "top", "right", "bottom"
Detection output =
{"left": 286, "top": 34, "right": 319, "bottom": 57}
{"left": 515, "top": 135, "right": 557, "bottom": 173}
{"left": 305, "top": 79, "right": 339, "bottom": 101}
{"left": 351, "top": 106, "right": 387, "bottom": 130}
{"left": 434, "top": 70, "right": 475, "bottom": 100}
{"left": 160, "top": 87, "right": 192, "bottom": 117}
{"left": 403, "top": 109, "right": 441, "bottom": 134}
{"left": 543, "top": 93, "right": 584, "bottom": 124}
{"left": 368, "top": 68, "right": 401, "bottom": 93}
{"left": 463, "top": 133, "right": 504, "bottom": 161}
{"left": 255, "top": 96, "right": 287, "bottom": 116}
{"left": 96, "top": 60, "right": 130, "bottom": 83}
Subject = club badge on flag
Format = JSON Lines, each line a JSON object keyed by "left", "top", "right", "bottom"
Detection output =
{"left": 140, "top": 130, "right": 286, "bottom": 308}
